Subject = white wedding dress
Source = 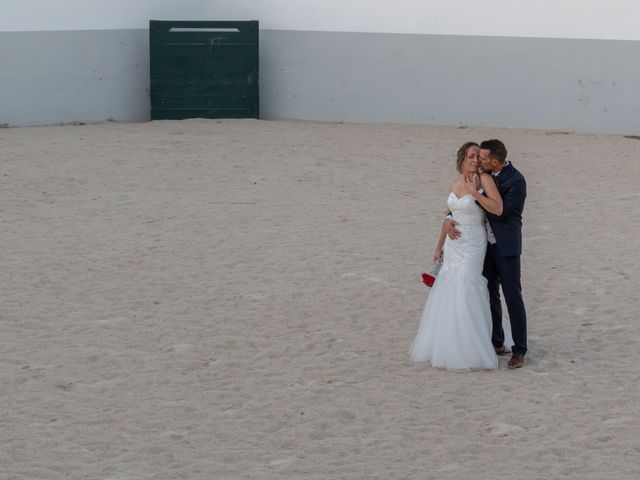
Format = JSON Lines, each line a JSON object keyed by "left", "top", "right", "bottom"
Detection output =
{"left": 410, "top": 192, "right": 512, "bottom": 371}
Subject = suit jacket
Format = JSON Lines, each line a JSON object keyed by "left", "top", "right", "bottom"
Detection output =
{"left": 486, "top": 162, "right": 526, "bottom": 256}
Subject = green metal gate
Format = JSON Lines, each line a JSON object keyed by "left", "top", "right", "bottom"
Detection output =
{"left": 150, "top": 20, "right": 259, "bottom": 120}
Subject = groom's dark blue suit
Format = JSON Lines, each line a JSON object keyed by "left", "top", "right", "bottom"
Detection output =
{"left": 483, "top": 162, "right": 528, "bottom": 355}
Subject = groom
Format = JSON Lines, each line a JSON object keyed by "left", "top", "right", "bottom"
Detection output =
{"left": 445, "top": 139, "right": 528, "bottom": 369}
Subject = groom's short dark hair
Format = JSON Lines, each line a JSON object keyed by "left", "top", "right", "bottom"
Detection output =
{"left": 480, "top": 139, "right": 508, "bottom": 163}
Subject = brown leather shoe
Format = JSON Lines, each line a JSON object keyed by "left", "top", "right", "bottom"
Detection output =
{"left": 508, "top": 353, "right": 525, "bottom": 369}
{"left": 494, "top": 345, "right": 506, "bottom": 356}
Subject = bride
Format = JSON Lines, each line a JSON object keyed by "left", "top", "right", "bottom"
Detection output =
{"left": 410, "top": 142, "right": 508, "bottom": 370}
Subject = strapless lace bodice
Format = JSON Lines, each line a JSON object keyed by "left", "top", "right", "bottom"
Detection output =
{"left": 441, "top": 193, "right": 487, "bottom": 279}
{"left": 447, "top": 192, "right": 485, "bottom": 226}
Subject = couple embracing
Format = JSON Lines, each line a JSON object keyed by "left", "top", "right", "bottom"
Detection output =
{"left": 410, "top": 139, "right": 527, "bottom": 371}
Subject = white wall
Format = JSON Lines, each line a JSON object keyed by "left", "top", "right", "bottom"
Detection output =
{"left": 2, "top": 0, "right": 640, "bottom": 41}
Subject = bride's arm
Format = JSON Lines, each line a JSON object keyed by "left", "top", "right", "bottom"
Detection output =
{"left": 433, "top": 192, "right": 452, "bottom": 261}
{"left": 433, "top": 222, "right": 446, "bottom": 262}
{"left": 443, "top": 179, "right": 462, "bottom": 240}
{"left": 464, "top": 173, "right": 503, "bottom": 215}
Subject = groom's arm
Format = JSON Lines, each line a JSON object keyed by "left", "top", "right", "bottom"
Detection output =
{"left": 443, "top": 215, "right": 461, "bottom": 239}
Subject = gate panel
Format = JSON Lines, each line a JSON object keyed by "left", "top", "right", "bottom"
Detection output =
{"left": 150, "top": 20, "right": 259, "bottom": 120}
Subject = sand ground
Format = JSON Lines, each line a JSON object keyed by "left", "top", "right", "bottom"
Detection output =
{"left": 1, "top": 119, "right": 639, "bottom": 479}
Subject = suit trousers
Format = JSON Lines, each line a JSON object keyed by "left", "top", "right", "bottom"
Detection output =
{"left": 482, "top": 243, "right": 528, "bottom": 355}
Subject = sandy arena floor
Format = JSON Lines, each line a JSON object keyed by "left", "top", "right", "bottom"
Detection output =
{"left": 1, "top": 119, "right": 639, "bottom": 479}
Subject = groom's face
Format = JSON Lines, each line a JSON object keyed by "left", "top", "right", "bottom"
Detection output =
{"left": 479, "top": 149, "right": 495, "bottom": 172}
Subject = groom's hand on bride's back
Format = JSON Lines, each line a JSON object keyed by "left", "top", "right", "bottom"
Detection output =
{"left": 444, "top": 218, "right": 461, "bottom": 240}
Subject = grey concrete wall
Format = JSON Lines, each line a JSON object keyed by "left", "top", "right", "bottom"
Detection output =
{"left": 0, "top": 29, "right": 150, "bottom": 126}
{"left": 260, "top": 30, "right": 640, "bottom": 135}
{"left": 1, "top": 28, "right": 639, "bottom": 134}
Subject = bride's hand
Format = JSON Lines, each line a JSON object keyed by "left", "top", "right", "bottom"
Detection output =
{"left": 433, "top": 250, "right": 443, "bottom": 262}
